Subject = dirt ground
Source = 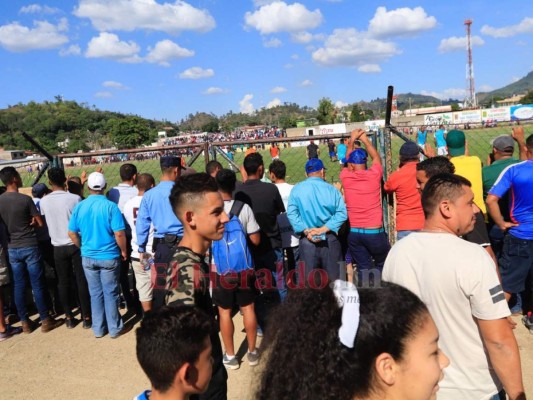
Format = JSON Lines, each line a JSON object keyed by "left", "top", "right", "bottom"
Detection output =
{"left": 0, "top": 312, "right": 531, "bottom": 399}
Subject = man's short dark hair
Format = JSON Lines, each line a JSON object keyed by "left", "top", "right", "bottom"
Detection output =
{"left": 269, "top": 160, "right": 286, "bottom": 180}
{"left": 169, "top": 173, "right": 219, "bottom": 216}
{"left": 119, "top": 163, "right": 137, "bottom": 181}
{"left": 416, "top": 156, "right": 455, "bottom": 178}
{"left": 421, "top": 173, "right": 472, "bottom": 218}
{"left": 216, "top": 169, "right": 236, "bottom": 194}
{"left": 136, "top": 305, "right": 213, "bottom": 393}
{"left": 47, "top": 167, "right": 67, "bottom": 187}
{"left": 205, "top": 160, "right": 223, "bottom": 176}
{"left": 0, "top": 167, "right": 20, "bottom": 186}
{"left": 243, "top": 153, "right": 263, "bottom": 175}
{"left": 136, "top": 173, "right": 155, "bottom": 192}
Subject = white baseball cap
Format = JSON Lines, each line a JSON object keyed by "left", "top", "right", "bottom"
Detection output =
{"left": 87, "top": 172, "right": 106, "bottom": 190}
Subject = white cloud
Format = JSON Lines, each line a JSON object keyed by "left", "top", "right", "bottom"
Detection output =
{"left": 254, "top": 0, "right": 277, "bottom": 6}
{"left": 179, "top": 67, "right": 214, "bottom": 79}
{"left": 0, "top": 20, "right": 69, "bottom": 52}
{"left": 358, "top": 64, "right": 381, "bottom": 73}
{"left": 85, "top": 32, "right": 141, "bottom": 63}
{"left": 263, "top": 37, "right": 282, "bottom": 48}
{"left": 59, "top": 44, "right": 81, "bottom": 56}
{"left": 271, "top": 86, "right": 287, "bottom": 93}
{"left": 291, "top": 54, "right": 299, "bottom": 60}
{"left": 74, "top": 0, "right": 215, "bottom": 34}
{"left": 20, "top": 4, "right": 60, "bottom": 14}
{"left": 421, "top": 88, "right": 466, "bottom": 100}
{"left": 103, "top": 80, "right": 128, "bottom": 89}
{"left": 312, "top": 28, "right": 400, "bottom": 67}
{"left": 284, "top": 63, "right": 294, "bottom": 69}
{"left": 266, "top": 98, "right": 282, "bottom": 109}
{"left": 146, "top": 39, "right": 194, "bottom": 66}
{"left": 244, "top": 2, "right": 323, "bottom": 35}
{"left": 335, "top": 100, "right": 348, "bottom": 108}
{"left": 300, "top": 79, "right": 313, "bottom": 86}
{"left": 438, "top": 35, "right": 484, "bottom": 53}
{"left": 95, "top": 91, "right": 112, "bottom": 98}
{"left": 481, "top": 17, "right": 533, "bottom": 38}
{"left": 240, "top": 94, "right": 255, "bottom": 114}
{"left": 368, "top": 6, "right": 437, "bottom": 38}
{"left": 203, "top": 87, "right": 226, "bottom": 95}
{"left": 291, "top": 31, "right": 324, "bottom": 44}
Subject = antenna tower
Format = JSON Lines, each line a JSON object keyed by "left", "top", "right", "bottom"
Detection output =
{"left": 464, "top": 19, "right": 477, "bottom": 108}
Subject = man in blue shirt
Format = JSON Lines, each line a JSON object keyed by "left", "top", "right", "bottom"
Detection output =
{"left": 136, "top": 156, "right": 184, "bottom": 309}
{"left": 337, "top": 138, "right": 347, "bottom": 164}
{"left": 434, "top": 124, "right": 448, "bottom": 156}
{"left": 68, "top": 172, "right": 127, "bottom": 338}
{"left": 486, "top": 133, "right": 533, "bottom": 330}
{"left": 417, "top": 126, "right": 428, "bottom": 160}
{"left": 287, "top": 158, "right": 347, "bottom": 286}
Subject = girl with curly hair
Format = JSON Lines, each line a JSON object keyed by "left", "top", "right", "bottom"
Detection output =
{"left": 256, "top": 281, "right": 449, "bottom": 400}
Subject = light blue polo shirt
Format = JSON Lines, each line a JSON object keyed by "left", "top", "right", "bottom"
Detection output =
{"left": 68, "top": 195, "right": 125, "bottom": 259}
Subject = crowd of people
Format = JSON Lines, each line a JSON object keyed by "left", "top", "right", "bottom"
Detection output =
{"left": 0, "top": 124, "right": 531, "bottom": 400}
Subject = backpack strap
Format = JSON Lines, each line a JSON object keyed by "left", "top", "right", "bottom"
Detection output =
{"left": 229, "top": 200, "right": 245, "bottom": 219}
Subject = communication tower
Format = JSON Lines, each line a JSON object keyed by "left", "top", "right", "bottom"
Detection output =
{"left": 464, "top": 19, "right": 477, "bottom": 108}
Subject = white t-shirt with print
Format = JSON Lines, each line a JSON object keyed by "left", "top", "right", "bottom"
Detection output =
{"left": 275, "top": 182, "right": 299, "bottom": 248}
{"left": 124, "top": 195, "right": 154, "bottom": 259}
{"left": 383, "top": 232, "right": 510, "bottom": 400}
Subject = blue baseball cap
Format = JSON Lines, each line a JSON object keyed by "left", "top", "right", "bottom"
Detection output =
{"left": 305, "top": 158, "right": 326, "bottom": 173}
{"left": 346, "top": 149, "right": 368, "bottom": 165}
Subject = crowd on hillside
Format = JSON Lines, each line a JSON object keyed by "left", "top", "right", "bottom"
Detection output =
{"left": 161, "top": 126, "right": 285, "bottom": 147}
{"left": 0, "top": 125, "right": 531, "bottom": 400}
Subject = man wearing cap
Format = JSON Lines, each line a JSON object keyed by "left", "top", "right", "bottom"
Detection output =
{"left": 68, "top": 172, "right": 127, "bottom": 338}
{"left": 287, "top": 158, "right": 347, "bottom": 285}
{"left": 384, "top": 141, "right": 424, "bottom": 240}
{"left": 340, "top": 129, "right": 390, "bottom": 285}
{"left": 136, "top": 156, "right": 183, "bottom": 310}
{"left": 487, "top": 133, "right": 533, "bottom": 331}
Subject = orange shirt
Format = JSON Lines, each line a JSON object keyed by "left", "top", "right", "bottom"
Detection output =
{"left": 384, "top": 162, "right": 425, "bottom": 231}
{"left": 270, "top": 145, "right": 279, "bottom": 158}
{"left": 245, "top": 147, "right": 256, "bottom": 157}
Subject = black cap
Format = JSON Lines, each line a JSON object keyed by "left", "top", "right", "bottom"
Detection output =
{"left": 160, "top": 156, "right": 183, "bottom": 169}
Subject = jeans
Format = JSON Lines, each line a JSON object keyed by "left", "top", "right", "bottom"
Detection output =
{"left": 8, "top": 246, "right": 49, "bottom": 321}
{"left": 82, "top": 257, "right": 123, "bottom": 337}
{"left": 54, "top": 245, "right": 91, "bottom": 319}
{"left": 348, "top": 231, "right": 391, "bottom": 286}
{"left": 490, "top": 390, "right": 505, "bottom": 400}
{"left": 253, "top": 248, "right": 283, "bottom": 332}
{"left": 298, "top": 233, "right": 343, "bottom": 285}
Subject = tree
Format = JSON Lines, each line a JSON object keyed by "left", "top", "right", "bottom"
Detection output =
{"left": 520, "top": 90, "right": 533, "bottom": 104}
{"left": 349, "top": 104, "right": 365, "bottom": 122}
{"left": 450, "top": 103, "right": 461, "bottom": 112}
{"left": 107, "top": 117, "right": 150, "bottom": 149}
{"left": 317, "top": 98, "right": 335, "bottom": 124}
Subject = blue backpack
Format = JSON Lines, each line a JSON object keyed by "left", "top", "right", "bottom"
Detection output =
{"left": 212, "top": 201, "right": 254, "bottom": 275}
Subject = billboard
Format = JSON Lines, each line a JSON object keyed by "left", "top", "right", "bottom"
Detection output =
{"left": 452, "top": 110, "right": 482, "bottom": 124}
{"left": 318, "top": 123, "right": 347, "bottom": 136}
{"left": 424, "top": 113, "right": 453, "bottom": 126}
{"left": 510, "top": 104, "right": 533, "bottom": 121}
{"left": 481, "top": 107, "right": 510, "bottom": 122}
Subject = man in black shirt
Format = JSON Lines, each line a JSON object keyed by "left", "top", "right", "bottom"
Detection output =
{"left": 306, "top": 140, "right": 320, "bottom": 159}
{"left": 235, "top": 153, "right": 285, "bottom": 330}
{"left": 0, "top": 167, "right": 63, "bottom": 333}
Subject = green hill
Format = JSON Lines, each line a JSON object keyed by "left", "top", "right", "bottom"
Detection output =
{"left": 478, "top": 71, "right": 533, "bottom": 103}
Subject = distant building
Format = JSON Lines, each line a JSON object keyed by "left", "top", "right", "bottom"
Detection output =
{"left": 496, "top": 94, "right": 526, "bottom": 107}
{"left": 0, "top": 149, "right": 26, "bottom": 160}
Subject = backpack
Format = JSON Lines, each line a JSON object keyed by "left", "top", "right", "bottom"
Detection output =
{"left": 212, "top": 200, "right": 254, "bottom": 275}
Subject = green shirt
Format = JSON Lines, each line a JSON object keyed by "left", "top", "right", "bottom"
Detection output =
{"left": 482, "top": 157, "right": 519, "bottom": 198}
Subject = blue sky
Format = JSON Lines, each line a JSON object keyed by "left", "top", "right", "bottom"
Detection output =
{"left": 0, "top": 1, "right": 532, "bottom": 122}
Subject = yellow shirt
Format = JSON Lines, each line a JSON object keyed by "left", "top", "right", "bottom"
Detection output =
{"left": 451, "top": 156, "right": 486, "bottom": 214}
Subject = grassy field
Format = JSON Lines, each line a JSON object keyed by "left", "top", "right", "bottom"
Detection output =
{"left": 19, "top": 124, "right": 532, "bottom": 192}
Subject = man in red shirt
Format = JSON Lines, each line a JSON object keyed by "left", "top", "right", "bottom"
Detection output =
{"left": 384, "top": 141, "right": 424, "bottom": 240}
{"left": 340, "top": 130, "right": 390, "bottom": 286}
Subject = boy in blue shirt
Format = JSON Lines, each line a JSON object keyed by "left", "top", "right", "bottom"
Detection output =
{"left": 134, "top": 305, "right": 214, "bottom": 400}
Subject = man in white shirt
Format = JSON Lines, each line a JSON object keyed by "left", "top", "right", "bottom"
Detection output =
{"left": 107, "top": 163, "right": 140, "bottom": 314}
{"left": 40, "top": 168, "right": 91, "bottom": 329}
{"left": 383, "top": 173, "right": 524, "bottom": 400}
{"left": 124, "top": 173, "right": 155, "bottom": 313}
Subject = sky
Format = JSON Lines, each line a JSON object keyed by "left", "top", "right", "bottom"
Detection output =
{"left": 0, "top": 1, "right": 532, "bottom": 122}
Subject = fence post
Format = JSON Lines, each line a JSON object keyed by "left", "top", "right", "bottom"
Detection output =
{"left": 203, "top": 142, "right": 210, "bottom": 169}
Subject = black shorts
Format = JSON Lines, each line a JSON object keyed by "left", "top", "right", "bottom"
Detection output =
{"left": 212, "top": 270, "right": 258, "bottom": 309}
